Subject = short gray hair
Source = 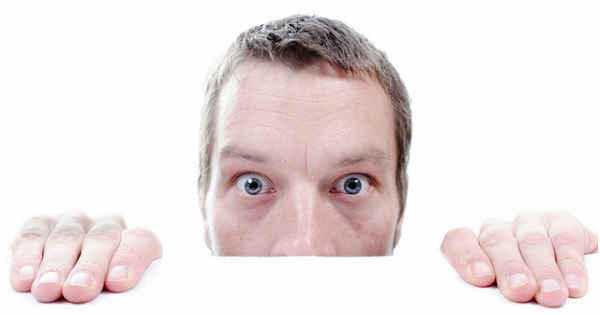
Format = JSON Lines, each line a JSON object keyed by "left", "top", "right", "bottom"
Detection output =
{"left": 198, "top": 14, "right": 412, "bottom": 226}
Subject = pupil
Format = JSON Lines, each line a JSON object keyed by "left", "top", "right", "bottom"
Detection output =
{"left": 344, "top": 177, "right": 361, "bottom": 194}
{"left": 245, "top": 178, "right": 262, "bottom": 195}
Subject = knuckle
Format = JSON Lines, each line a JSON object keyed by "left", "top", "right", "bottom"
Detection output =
{"left": 513, "top": 213, "right": 531, "bottom": 226}
{"left": 113, "top": 215, "right": 127, "bottom": 228}
{"left": 18, "top": 229, "right": 46, "bottom": 241}
{"left": 47, "top": 225, "right": 85, "bottom": 244}
{"left": 24, "top": 216, "right": 48, "bottom": 225}
{"left": 126, "top": 227, "right": 162, "bottom": 254}
{"left": 479, "top": 230, "right": 513, "bottom": 248}
{"left": 551, "top": 230, "right": 582, "bottom": 247}
{"left": 125, "top": 227, "right": 157, "bottom": 240}
{"left": 551, "top": 210, "right": 570, "bottom": 217}
{"left": 100, "top": 214, "right": 127, "bottom": 228}
{"left": 113, "top": 243, "right": 142, "bottom": 263}
{"left": 518, "top": 232, "right": 550, "bottom": 247}
{"left": 515, "top": 211, "right": 542, "bottom": 223}
{"left": 441, "top": 227, "right": 471, "bottom": 252}
{"left": 515, "top": 210, "right": 537, "bottom": 218}
{"left": 498, "top": 259, "right": 527, "bottom": 277}
{"left": 60, "top": 210, "right": 89, "bottom": 220}
{"left": 556, "top": 256, "right": 585, "bottom": 269}
{"left": 480, "top": 218, "right": 509, "bottom": 234}
{"left": 75, "top": 259, "right": 103, "bottom": 271}
{"left": 587, "top": 231, "right": 599, "bottom": 252}
{"left": 119, "top": 227, "right": 162, "bottom": 260}
{"left": 458, "top": 246, "right": 486, "bottom": 267}
{"left": 12, "top": 229, "right": 47, "bottom": 250}
{"left": 86, "top": 223, "right": 122, "bottom": 242}
{"left": 480, "top": 219, "right": 497, "bottom": 231}
{"left": 11, "top": 252, "right": 43, "bottom": 263}
{"left": 529, "top": 263, "right": 558, "bottom": 276}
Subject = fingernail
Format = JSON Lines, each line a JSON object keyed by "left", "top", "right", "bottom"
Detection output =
{"left": 107, "top": 265, "right": 128, "bottom": 282}
{"left": 565, "top": 274, "right": 580, "bottom": 289}
{"left": 541, "top": 278, "right": 561, "bottom": 292}
{"left": 470, "top": 261, "right": 493, "bottom": 278}
{"left": 509, "top": 273, "right": 529, "bottom": 288}
{"left": 38, "top": 271, "right": 59, "bottom": 284}
{"left": 19, "top": 265, "right": 34, "bottom": 280}
{"left": 69, "top": 272, "right": 92, "bottom": 287}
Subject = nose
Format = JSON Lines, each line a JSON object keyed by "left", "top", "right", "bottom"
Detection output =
{"left": 269, "top": 181, "right": 337, "bottom": 256}
{"left": 270, "top": 235, "right": 337, "bottom": 256}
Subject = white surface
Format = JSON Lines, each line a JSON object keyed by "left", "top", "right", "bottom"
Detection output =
{"left": 1, "top": 0, "right": 599, "bottom": 314}
{"left": 1, "top": 254, "right": 599, "bottom": 314}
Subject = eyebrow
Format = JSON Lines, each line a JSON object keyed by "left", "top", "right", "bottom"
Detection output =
{"left": 218, "top": 144, "right": 392, "bottom": 170}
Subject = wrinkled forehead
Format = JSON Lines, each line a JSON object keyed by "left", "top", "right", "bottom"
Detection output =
{"left": 213, "top": 58, "right": 397, "bottom": 167}
{"left": 219, "top": 58, "right": 386, "bottom": 112}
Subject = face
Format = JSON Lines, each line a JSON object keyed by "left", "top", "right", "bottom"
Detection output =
{"left": 202, "top": 58, "right": 402, "bottom": 256}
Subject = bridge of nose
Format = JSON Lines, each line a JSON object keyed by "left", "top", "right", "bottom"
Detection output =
{"left": 269, "top": 177, "right": 339, "bottom": 256}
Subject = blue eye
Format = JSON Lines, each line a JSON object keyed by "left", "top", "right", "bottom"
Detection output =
{"left": 235, "top": 173, "right": 273, "bottom": 196}
{"left": 333, "top": 174, "right": 372, "bottom": 195}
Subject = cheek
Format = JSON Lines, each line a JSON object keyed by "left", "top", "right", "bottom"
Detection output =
{"left": 358, "top": 208, "right": 396, "bottom": 254}
{"left": 212, "top": 202, "right": 275, "bottom": 255}
{"left": 211, "top": 205, "right": 250, "bottom": 253}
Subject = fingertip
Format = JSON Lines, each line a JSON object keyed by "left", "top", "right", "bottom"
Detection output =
{"left": 466, "top": 261, "right": 495, "bottom": 287}
{"left": 62, "top": 271, "right": 101, "bottom": 304}
{"left": 499, "top": 272, "right": 538, "bottom": 303}
{"left": 104, "top": 279, "right": 134, "bottom": 293}
{"left": 10, "top": 264, "right": 37, "bottom": 292}
{"left": 11, "top": 277, "right": 34, "bottom": 293}
{"left": 104, "top": 264, "right": 135, "bottom": 293}
{"left": 126, "top": 228, "right": 163, "bottom": 258}
{"left": 104, "top": 227, "right": 161, "bottom": 293}
{"left": 468, "top": 275, "right": 495, "bottom": 287}
{"left": 506, "top": 284, "right": 538, "bottom": 303}
{"left": 29, "top": 270, "right": 65, "bottom": 303}
{"left": 567, "top": 285, "right": 587, "bottom": 298}
{"left": 105, "top": 257, "right": 161, "bottom": 293}
{"left": 62, "top": 286, "right": 98, "bottom": 303}
{"left": 565, "top": 272, "right": 588, "bottom": 298}
{"left": 62, "top": 287, "right": 97, "bottom": 304}
{"left": 535, "top": 285, "right": 569, "bottom": 308}
{"left": 31, "top": 282, "right": 63, "bottom": 303}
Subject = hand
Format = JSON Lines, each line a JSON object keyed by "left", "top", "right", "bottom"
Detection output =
{"left": 441, "top": 211, "right": 598, "bottom": 307}
{"left": 9, "top": 211, "right": 162, "bottom": 303}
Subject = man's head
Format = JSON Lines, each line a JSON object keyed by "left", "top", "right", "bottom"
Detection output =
{"left": 198, "top": 14, "right": 411, "bottom": 256}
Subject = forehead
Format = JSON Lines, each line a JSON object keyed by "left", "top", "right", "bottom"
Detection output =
{"left": 214, "top": 59, "right": 396, "bottom": 166}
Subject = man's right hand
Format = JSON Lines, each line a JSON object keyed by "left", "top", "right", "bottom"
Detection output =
{"left": 9, "top": 211, "right": 162, "bottom": 303}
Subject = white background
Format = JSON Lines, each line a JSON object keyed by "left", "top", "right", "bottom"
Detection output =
{"left": 0, "top": 0, "right": 598, "bottom": 314}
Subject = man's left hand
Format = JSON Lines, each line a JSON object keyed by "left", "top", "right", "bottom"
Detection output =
{"left": 441, "top": 211, "right": 598, "bottom": 307}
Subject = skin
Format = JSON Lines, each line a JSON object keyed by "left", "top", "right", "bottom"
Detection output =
{"left": 8, "top": 59, "right": 598, "bottom": 306}
{"left": 9, "top": 212, "right": 162, "bottom": 303}
{"left": 203, "top": 59, "right": 401, "bottom": 256}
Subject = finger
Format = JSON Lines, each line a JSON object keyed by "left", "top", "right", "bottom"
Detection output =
{"left": 30, "top": 212, "right": 92, "bottom": 302}
{"left": 479, "top": 219, "right": 538, "bottom": 303}
{"left": 545, "top": 212, "right": 589, "bottom": 298}
{"left": 62, "top": 215, "right": 126, "bottom": 303}
{"left": 441, "top": 227, "right": 495, "bottom": 287}
{"left": 9, "top": 216, "right": 56, "bottom": 292}
{"left": 104, "top": 228, "right": 163, "bottom": 292}
{"left": 513, "top": 212, "right": 568, "bottom": 307}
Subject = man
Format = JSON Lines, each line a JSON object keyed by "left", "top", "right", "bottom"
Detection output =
{"left": 8, "top": 14, "right": 597, "bottom": 307}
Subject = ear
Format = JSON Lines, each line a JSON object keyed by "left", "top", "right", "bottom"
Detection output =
{"left": 393, "top": 215, "right": 404, "bottom": 249}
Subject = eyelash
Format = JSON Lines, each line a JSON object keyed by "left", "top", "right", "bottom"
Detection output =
{"left": 231, "top": 171, "right": 377, "bottom": 194}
